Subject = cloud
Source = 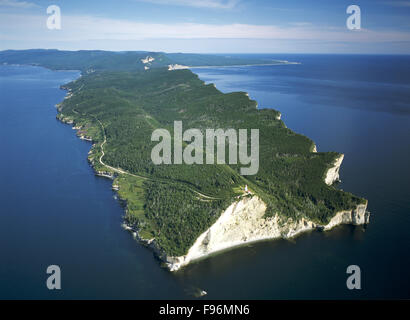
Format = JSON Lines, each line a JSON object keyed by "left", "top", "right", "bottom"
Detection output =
{"left": 135, "top": 0, "right": 240, "bottom": 9}
{"left": 0, "top": 0, "right": 37, "bottom": 8}
{"left": 0, "top": 13, "right": 410, "bottom": 47}
{"left": 289, "top": 22, "right": 313, "bottom": 27}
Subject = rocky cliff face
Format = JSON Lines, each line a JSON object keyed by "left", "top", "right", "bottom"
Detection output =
{"left": 325, "top": 154, "right": 344, "bottom": 185}
{"left": 164, "top": 196, "right": 369, "bottom": 272}
{"left": 118, "top": 140, "right": 366, "bottom": 272}
{"left": 323, "top": 203, "right": 369, "bottom": 230}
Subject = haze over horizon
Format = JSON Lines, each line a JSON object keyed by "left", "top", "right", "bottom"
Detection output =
{"left": 1, "top": 0, "right": 410, "bottom": 54}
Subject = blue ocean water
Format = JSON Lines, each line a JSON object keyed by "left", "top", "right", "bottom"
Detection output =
{"left": 191, "top": 54, "right": 410, "bottom": 299}
{"left": 1, "top": 54, "right": 410, "bottom": 299}
{"left": 0, "top": 65, "right": 187, "bottom": 299}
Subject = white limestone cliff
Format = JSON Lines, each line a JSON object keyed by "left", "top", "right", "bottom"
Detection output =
{"left": 168, "top": 64, "right": 189, "bottom": 71}
{"left": 141, "top": 56, "right": 155, "bottom": 64}
{"left": 325, "top": 154, "right": 344, "bottom": 185}
{"left": 163, "top": 196, "right": 369, "bottom": 271}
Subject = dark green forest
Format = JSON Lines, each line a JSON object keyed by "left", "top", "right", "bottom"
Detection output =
{"left": 1, "top": 50, "right": 366, "bottom": 256}
{"left": 0, "top": 49, "right": 279, "bottom": 72}
{"left": 58, "top": 68, "right": 365, "bottom": 256}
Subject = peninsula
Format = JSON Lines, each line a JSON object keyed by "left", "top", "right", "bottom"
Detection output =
{"left": 0, "top": 50, "right": 369, "bottom": 271}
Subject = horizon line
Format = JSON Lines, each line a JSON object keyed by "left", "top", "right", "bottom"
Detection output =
{"left": 1, "top": 48, "right": 410, "bottom": 56}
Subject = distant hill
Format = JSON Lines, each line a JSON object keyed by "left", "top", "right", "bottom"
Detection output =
{"left": 0, "top": 49, "right": 280, "bottom": 73}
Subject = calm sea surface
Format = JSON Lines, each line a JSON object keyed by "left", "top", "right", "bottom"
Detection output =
{"left": 1, "top": 54, "right": 410, "bottom": 299}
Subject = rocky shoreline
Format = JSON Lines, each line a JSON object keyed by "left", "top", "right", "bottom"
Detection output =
{"left": 150, "top": 153, "right": 367, "bottom": 272}
{"left": 148, "top": 196, "right": 369, "bottom": 272}
{"left": 58, "top": 84, "right": 369, "bottom": 273}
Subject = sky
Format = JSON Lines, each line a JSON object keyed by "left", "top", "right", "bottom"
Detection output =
{"left": 1, "top": 0, "right": 410, "bottom": 53}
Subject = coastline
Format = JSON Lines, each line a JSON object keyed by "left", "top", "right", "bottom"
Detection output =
{"left": 56, "top": 67, "right": 369, "bottom": 273}
{"left": 189, "top": 61, "right": 301, "bottom": 69}
{"left": 119, "top": 149, "right": 368, "bottom": 273}
{"left": 160, "top": 196, "right": 369, "bottom": 272}
{"left": 120, "top": 193, "right": 369, "bottom": 272}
